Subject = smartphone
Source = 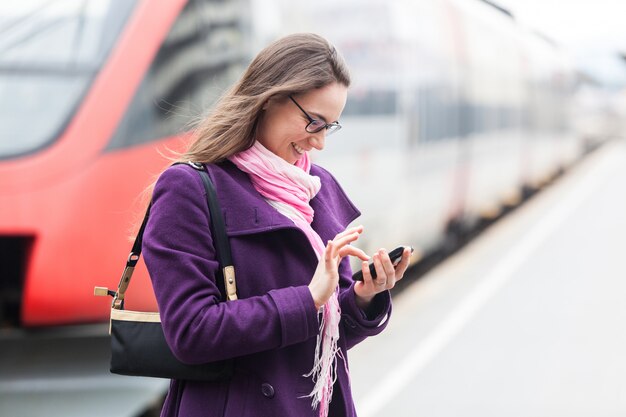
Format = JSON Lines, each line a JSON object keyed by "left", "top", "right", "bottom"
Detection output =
{"left": 352, "top": 246, "right": 413, "bottom": 281}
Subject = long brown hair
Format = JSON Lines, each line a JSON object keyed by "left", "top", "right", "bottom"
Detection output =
{"left": 178, "top": 32, "right": 351, "bottom": 164}
{"left": 133, "top": 33, "right": 350, "bottom": 238}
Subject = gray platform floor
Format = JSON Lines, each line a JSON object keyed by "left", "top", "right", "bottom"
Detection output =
{"left": 349, "top": 139, "right": 626, "bottom": 417}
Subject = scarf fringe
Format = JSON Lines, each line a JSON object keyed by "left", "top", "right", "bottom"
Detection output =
{"left": 303, "top": 289, "right": 341, "bottom": 417}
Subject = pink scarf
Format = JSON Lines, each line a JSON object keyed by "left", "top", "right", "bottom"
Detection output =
{"left": 229, "top": 141, "right": 341, "bottom": 417}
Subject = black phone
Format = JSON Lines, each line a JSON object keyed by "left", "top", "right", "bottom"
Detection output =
{"left": 352, "top": 246, "right": 413, "bottom": 281}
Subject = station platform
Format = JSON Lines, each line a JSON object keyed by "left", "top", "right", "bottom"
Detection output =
{"left": 350, "top": 139, "right": 626, "bottom": 417}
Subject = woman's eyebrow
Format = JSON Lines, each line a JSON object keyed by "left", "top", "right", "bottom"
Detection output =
{"left": 311, "top": 112, "right": 327, "bottom": 122}
{"left": 310, "top": 111, "right": 332, "bottom": 123}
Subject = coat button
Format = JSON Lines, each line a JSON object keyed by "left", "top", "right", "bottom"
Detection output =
{"left": 261, "top": 383, "right": 275, "bottom": 399}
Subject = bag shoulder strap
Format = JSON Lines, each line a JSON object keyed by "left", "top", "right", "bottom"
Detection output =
{"left": 99, "top": 162, "right": 238, "bottom": 310}
{"left": 188, "top": 162, "right": 237, "bottom": 301}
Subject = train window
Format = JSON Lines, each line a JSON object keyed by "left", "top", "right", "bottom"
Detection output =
{"left": 107, "top": 0, "right": 250, "bottom": 150}
{"left": 343, "top": 89, "right": 397, "bottom": 116}
{"left": 416, "top": 85, "right": 465, "bottom": 142}
{"left": 0, "top": 0, "right": 136, "bottom": 160}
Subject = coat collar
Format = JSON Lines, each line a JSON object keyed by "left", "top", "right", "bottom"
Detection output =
{"left": 204, "top": 161, "right": 360, "bottom": 243}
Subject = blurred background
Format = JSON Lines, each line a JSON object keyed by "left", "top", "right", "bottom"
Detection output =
{"left": 1, "top": 0, "right": 625, "bottom": 416}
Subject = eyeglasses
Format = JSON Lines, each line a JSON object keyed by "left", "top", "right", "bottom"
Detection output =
{"left": 289, "top": 95, "right": 342, "bottom": 136}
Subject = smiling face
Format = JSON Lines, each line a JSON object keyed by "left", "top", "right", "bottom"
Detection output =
{"left": 255, "top": 82, "right": 348, "bottom": 164}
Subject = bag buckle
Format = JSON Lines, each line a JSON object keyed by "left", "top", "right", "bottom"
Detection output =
{"left": 94, "top": 287, "right": 116, "bottom": 298}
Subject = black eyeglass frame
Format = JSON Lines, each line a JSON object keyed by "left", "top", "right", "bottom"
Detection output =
{"left": 288, "top": 95, "right": 342, "bottom": 135}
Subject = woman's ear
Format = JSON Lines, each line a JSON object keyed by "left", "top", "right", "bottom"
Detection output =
{"left": 262, "top": 96, "right": 279, "bottom": 110}
{"left": 262, "top": 95, "right": 284, "bottom": 111}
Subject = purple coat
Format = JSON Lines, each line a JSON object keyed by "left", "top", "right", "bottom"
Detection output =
{"left": 143, "top": 161, "right": 392, "bottom": 417}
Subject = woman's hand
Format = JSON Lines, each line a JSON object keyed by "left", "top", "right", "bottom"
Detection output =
{"left": 308, "top": 226, "right": 369, "bottom": 310}
{"left": 354, "top": 247, "right": 412, "bottom": 310}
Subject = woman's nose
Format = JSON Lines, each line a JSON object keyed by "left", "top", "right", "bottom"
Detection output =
{"left": 309, "top": 133, "right": 325, "bottom": 151}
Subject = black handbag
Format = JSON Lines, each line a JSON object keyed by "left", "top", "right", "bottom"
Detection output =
{"left": 95, "top": 162, "right": 237, "bottom": 381}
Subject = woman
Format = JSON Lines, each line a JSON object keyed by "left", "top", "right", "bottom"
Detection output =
{"left": 143, "top": 33, "right": 411, "bottom": 417}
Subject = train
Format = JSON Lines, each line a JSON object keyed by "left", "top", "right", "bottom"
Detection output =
{"left": 0, "top": 0, "right": 618, "bottom": 415}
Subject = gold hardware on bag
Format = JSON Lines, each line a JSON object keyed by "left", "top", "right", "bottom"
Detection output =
{"left": 112, "top": 262, "right": 136, "bottom": 309}
{"left": 94, "top": 287, "right": 110, "bottom": 296}
{"left": 223, "top": 266, "right": 237, "bottom": 301}
{"left": 94, "top": 287, "right": 117, "bottom": 298}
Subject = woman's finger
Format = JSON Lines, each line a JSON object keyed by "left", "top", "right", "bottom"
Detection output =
{"left": 361, "top": 259, "right": 375, "bottom": 288}
{"left": 338, "top": 245, "right": 369, "bottom": 261}
{"left": 329, "top": 232, "right": 360, "bottom": 256}
{"left": 331, "top": 227, "right": 363, "bottom": 244}
{"left": 372, "top": 253, "right": 387, "bottom": 288}
{"left": 324, "top": 240, "right": 334, "bottom": 265}
{"left": 379, "top": 249, "right": 397, "bottom": 288}
{"left": 334, "top": 225, "right": 364, "bottom": 241}
{"left": 393, "top": 248, "right": 412, "bottom": 280}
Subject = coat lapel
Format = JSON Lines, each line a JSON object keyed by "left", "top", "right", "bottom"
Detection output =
{"left": 205, "top": 161, "right": 360, "bottom": 243}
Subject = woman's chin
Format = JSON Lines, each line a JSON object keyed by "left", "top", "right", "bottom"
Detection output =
{"left": 288, "top": 149, "right": 305, "bottom": 164}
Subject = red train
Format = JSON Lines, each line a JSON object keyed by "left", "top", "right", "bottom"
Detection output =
{"left": 0, "top": 0, "right": 195, "bottom": 326}
{"left": 1, "top": 0, "right": 609, "bottom": 328}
